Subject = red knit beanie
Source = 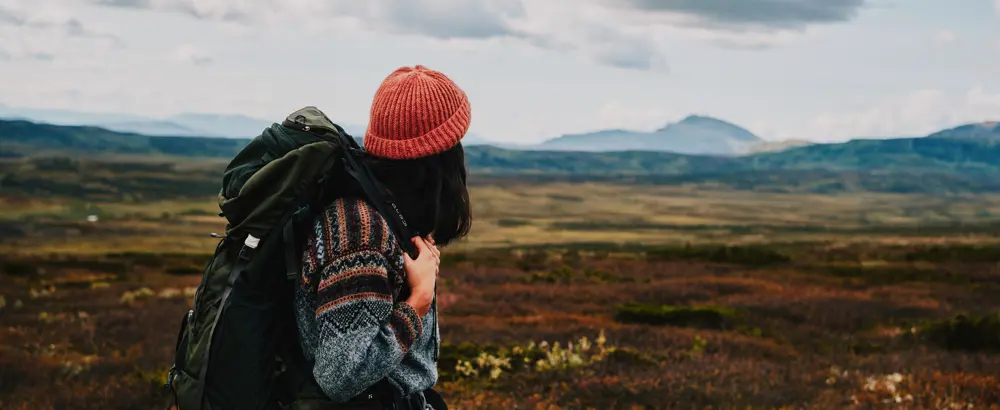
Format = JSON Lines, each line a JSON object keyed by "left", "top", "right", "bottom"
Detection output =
{"left": 364, "top": 65, "right": 471, "bottom": 160}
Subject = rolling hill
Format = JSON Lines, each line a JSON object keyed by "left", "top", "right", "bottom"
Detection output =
{"left": 2, "top": 118, "right": 999, "bottom": 171}
{"left": 925, "top": 121, "right": 1000, "bottom": 141}
{"left": 2, "top": 118, "right": 999, "bottom": 194}
{"left": 0, "top": 104, "right": 500, "bottom": 145}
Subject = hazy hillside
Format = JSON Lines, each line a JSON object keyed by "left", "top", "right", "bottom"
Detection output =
{"left": 925, "top": 121, "right": 1000, "bottom": 141}
{"left": 164, "top": 113, "right": 275, "bottom": 138}
{"left": 3, "top": 119, "right": 1000, "bottom": 194}
{"left": 99, "top": 120, "right": 206, "bottom": 137}
{"left": 743, "top": 139, "right": 813, "bottom": 154}
{"left": 0, "top": 104, "right": 506, "bottom": 145}
{"left": 747, "top": 135, "right": 1000, "bottom": 172}
{"left": 0, "top": 120, "right": 247, "bottom": 157}
{"left": 4, "top": 118, "right": 1000, "bottom": 171}
{"left": 537, "top": 115, "right": 764, "bottom": 155}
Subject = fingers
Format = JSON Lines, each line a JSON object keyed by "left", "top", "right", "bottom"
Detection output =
{"left": 411, "top": 236, "right": 431, "bottom": 256}
{"left": 424, "top": 236, "right": 441, "bottom": 259}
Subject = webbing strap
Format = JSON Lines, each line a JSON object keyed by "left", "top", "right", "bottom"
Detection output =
{"left": 336, "top": 137, "right": 419, "bottom": 260}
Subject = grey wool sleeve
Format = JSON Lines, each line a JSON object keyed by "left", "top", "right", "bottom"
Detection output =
{"left": 293, "top": 197, "right": 428, "bottom": 403}
{"left": 308, "top": 248, "right": 424, "bottom": 402}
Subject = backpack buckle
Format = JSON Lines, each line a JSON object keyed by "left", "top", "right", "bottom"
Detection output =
{"left": 244, "top": 234, "right": 261, "bottom": 249}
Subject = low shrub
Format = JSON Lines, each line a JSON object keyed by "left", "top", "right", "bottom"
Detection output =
{"left": 904, "top": 244, "right": 1000, "bottom": 263}
{"left": 165, "top": 266, "right": 203, "bottom": 275}
{"left": 496, "top": 219, "right": 533, "bottom": 227}
{"left": 921, "top": 313, "right": 1000, "bottom": 352}
{"left": 614, "top": 304, "right": 738, "bottom": 329}
{"left": 1, "top": 261, "right": 39, "bottom": 277}
{"left": 519, "top": 265, "right": 634, "bottom": 285}
{"left": 646, "top": 245, "right": 790, "bottom": 266}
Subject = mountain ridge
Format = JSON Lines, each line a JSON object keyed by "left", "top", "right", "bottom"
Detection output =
{"left": 2, "top": 118, "right": 997, "bottom": 170}
{"left": 536, "top": 114, "right": 765, "bottom": 155}
{"left": 2, "top": 118, "right": 999, "bottom": 194}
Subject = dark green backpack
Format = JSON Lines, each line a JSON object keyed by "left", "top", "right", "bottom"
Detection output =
{"left": 165, "top": 107, "right": 418, "bottom": 410}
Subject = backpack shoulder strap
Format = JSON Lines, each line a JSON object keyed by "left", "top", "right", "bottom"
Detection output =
{"left": 337, "top": 140, "right": 419, "bottom": 260}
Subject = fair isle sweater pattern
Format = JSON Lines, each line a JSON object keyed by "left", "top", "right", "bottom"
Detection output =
{"left": 294, "top": 197, "right": 439, "bottom": 403}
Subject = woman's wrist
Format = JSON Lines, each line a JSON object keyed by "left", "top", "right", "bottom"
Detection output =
{"left": 406, "top": 286, "right": 435, "bottom": 316}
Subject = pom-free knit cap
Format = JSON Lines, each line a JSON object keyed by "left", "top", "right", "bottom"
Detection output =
{"left": 364, "top": 65, "right": 471, "bottom": 159}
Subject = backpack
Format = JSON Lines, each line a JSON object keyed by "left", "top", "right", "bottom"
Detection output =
{"left": 164, "top": 106, "right": 420, "bottom": 410}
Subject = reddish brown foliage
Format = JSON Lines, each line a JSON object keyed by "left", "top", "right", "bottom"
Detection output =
{"left": 1, "top": 247, "right": 998, "bottom": 409}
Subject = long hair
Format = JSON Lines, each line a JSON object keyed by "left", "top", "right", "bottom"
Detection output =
{"left": 360, "top": 143, "right": 472, "bottom": 247}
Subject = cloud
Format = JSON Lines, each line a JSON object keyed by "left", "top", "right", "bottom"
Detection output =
{"left": 93, "top": 0, "right": 251, "bottom": 22}
{"left": 336, "top": 0, "right": 525, "bottom": 40}
{"left": 808, "top": 87, "right": 1000, "bottom": 141}
{"left": 171, "top": 44, "right": 212, "bottom": 65}
{"left": 0, "top": 5, "right": 25, "bottom": 25}
{"left": 90, "top": 0, "right": 524, "bottom": 37}
{"left": 620, "top": 0, "right": 867, "bottom": 29}
{"left": 0, "top": 2, "right": 122, "bottom": 61}
{"left": 85, "top": 0, "right": 869, "bottom": 70}
{"left": 932, "top": 29, "right": 957, "bottom": 46}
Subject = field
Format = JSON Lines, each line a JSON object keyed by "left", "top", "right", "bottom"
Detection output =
{"left": 2, "top": 172, "right": 1000, "bottom": 409}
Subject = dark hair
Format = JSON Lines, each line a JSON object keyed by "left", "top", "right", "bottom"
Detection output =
{"left": 361, "top": 143, "right": 472, "bottom": 247}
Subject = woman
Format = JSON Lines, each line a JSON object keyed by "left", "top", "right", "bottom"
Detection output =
{"left": 293, "top": 65, "right": 472, "bottom": 409}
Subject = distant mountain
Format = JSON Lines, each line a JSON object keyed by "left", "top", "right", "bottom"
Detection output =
{"left": 458, "top": 133, "right": 500, "bottom": 146}
{"left": 746, "top": 136, "right": 999, "bottom": 172}
{"left": 5, "top": 118, "right": 1000, "bottom": 193}
{"left": 0, "top": 120, "right": 248, "bottom": 158}
{"left": 925, "top": 121, "right": 999, "bottom": 141}
{"left": 0, "top": 103, "right": 149, "bottom": 127}
{"left": 3, "top": 118, "right": 998, "bottom": 171}
{"left": 101, "top": 120, "right": 206, "bottom": 137}
{"left": 537, "top": 115, "right": 764, "bottom": 155}
{"left": 351, "top": 128, "right": 498, "bottom": 146}
{"left": 166, "top": 113, "right": 275, "bottom": 139}
{"left": 0, "top": 104, "right": 359, "bottom": 139}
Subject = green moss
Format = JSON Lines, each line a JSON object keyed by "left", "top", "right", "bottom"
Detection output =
{"left": 904, "top": 244, "right": 1000, "bottom": 263}
{"left": 1, "top": 261, "right": 39, "bottom": 277}
{"left": 496, "top": 219, "right": 533, "bottom": 227}
{"left": 615, "top": 304, "right": 739, "bottom": 329}
{"left": 646, "top": 245, "right": 790, "bottom": 266}
{"left": 921, "top": 313, "right": 1000, "bottom": 352}
{"left": 165, "top": 265, "right": 203, "bottom": 275}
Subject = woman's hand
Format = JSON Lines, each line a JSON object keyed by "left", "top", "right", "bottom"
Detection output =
{"left": 403, "top": 237, "right": 439, "bottom": 316}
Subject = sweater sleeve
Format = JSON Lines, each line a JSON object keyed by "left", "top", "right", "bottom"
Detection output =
{"left": 309, "top": 247, "right": 423, "bottom": 402}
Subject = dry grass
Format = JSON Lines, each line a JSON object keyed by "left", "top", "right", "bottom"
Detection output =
{"left": 4, "top": 183, "right": 1000, "bottom": 255}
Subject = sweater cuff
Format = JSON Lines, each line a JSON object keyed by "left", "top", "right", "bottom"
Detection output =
{"left": 390, "top": 301, "right": 424, "bottom": 353}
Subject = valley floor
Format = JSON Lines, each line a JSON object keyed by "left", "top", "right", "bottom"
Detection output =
{"left": 1, "top": 182, "right": 999, "bottom": 409}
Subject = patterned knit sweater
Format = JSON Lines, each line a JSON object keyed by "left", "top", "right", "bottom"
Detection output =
{"left": 294, "top": 197, "right": 439, "bottom": 403}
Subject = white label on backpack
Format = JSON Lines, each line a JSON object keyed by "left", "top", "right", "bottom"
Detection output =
{"left": 245, "top": 234, "right": 260, "bottom": 249}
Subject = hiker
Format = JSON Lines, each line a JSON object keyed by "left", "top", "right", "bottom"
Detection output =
{"left": 165, "top": 64, "right": 470, "bottom": 410}
{"left": 292, "top": 65, "right": 472, "bottom": 409}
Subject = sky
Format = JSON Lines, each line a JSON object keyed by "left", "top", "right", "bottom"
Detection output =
{"left": 0, "top": 0, "right": 998, "bottom": 144}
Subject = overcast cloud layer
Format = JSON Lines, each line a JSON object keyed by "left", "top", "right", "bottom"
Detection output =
{"left": 0, "top": 0, "right": 998, "bottom": 143}
{"left": 71, "top": 0, "right": 874, "bottom": 69}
